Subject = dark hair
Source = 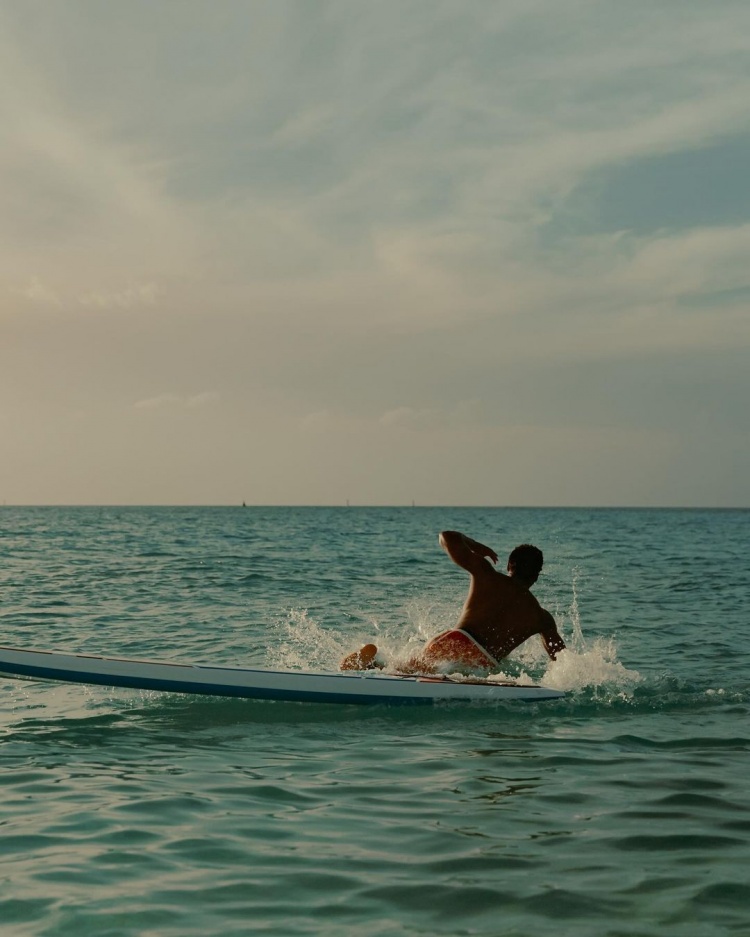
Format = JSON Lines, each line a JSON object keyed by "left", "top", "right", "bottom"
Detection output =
{"left": 508, "top": 544, "right": 543, "bottom": 582}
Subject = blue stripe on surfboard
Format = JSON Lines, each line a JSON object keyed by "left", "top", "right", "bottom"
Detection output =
{"left": 0, "top": 659, "right": 437, "bottom": 705}
{"left": 0, "top": 646, "right": 422, "bottom": 683}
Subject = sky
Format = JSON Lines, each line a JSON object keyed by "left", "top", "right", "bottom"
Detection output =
{"left": 1, "top": 0, "right": 749, "bottom": 506}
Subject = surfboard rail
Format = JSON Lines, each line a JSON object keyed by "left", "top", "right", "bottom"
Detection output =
{"left": 0, "top": 645, "right": 565, "bottom": 705}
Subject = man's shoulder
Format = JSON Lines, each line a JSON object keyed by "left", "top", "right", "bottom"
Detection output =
{"left": 469, "top": 563, "right": 506, "bottom": 585}
{"left": 474, "top": 566, "right": 510, "bottom": 589}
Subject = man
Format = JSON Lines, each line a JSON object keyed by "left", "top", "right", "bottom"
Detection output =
{"left": 340, "top": 530, "right": 565, "bottom": 673}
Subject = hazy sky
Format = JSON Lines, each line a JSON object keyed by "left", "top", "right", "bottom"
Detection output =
{"left": 2, "top": 0, "right": 749, "bottom": 505}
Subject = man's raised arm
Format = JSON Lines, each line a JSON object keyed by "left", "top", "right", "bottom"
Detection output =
{"left": 439, "top": 530, "right": 498, "bottom": 575}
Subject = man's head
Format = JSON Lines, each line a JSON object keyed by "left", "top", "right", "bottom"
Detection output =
{"left": 507, "top": 544, "right": 544, "bottom": 585}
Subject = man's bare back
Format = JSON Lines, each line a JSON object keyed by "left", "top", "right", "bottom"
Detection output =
{"left": 339, "top": 529, "right": 565, "bottom": 673}
{"left": 437, "top": 531, "right": 565, "bottom": 662}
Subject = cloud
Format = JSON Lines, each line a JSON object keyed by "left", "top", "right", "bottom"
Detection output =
{"left": 379, "top": 407, "right": 442, "bottom": 430}
{"left": 1, "top": 1, "right": 750, "bottom": 504}
{"left": 10, "top": 278, "right": 158, "bottom": 313}
{"left": 78, "top": 283, "right": 158, "bottom": 309}
{"left": 378, "top": 400, "right": 483, "bottom": 431}
{"left": 186, "top": 391, "right": 220, "bottom": 409}
{"left": 133, "top": 394, "right": 182, "bottom": 411}
{"left": 3, "top": 0, "right": 750, "bottom": 329}
{"left": 134, "top": 392, "right": 219, "bottom": 411}
{"left": 300, "top": 410, "right": 337, "bottom": 433}
{"left": 13, "top": 278, "right": 62, "bottom": 308}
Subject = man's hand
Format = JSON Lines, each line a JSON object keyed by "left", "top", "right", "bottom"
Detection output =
{"left": 540, "top": 611, "right": 566, "bottom": 660}
{"left": 466, "top": 537, "right": 498, "bottom": 565}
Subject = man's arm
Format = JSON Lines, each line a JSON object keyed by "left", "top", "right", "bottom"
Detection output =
{"left": 439, "top": 530, "right": 498, "bottom": 576}
{"left": 539, "top": 610, "right": 566, "bottom": 660}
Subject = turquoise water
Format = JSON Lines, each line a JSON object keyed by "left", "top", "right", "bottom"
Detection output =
{"left": 1, "top": 506, "right": 748, "bottom": 936}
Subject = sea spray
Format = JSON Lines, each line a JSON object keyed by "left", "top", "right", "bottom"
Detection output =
{"left": 269, "top": 607, "right": 346, "bottom": 670}
{"left": 542, "top": 637, "right": 643, "bottom": 695}
{"left": 491, "top": 568, "right": 643, "bottom": 697}
{"left": 270, "top": 567, "right": 643, "bottom": 698}
{"left": 541, "top": 568, "right": 642, "bottom": 696}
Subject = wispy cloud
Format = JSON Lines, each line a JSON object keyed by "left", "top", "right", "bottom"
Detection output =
{"left": 134, "top": 392, "right": 220, "bottom": 411}
{"left": 14, "top": 278, "right": 62, "bottom": 308}
{"left": 1, "top": 1, "right": 749, "bottom": 503}
{"left": 79, "top": 283, "right": 158, "bottom": 309}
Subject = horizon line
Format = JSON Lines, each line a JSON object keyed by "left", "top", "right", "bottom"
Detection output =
{"left": 1, "top": 503, "right": 748, "bottom": 511}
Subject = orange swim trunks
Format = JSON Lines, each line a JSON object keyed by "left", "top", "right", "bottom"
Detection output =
{"left": 420, "top": 629, "right": 499, "bottom": 673}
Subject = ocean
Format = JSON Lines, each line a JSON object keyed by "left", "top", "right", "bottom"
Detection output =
{"left": 1, "top": 506, "right": 747, "bottom": 936}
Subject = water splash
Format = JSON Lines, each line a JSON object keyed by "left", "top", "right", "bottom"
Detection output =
{"left": 270, "top": 570, "right": 643, "bottom": 702}
{"left": 541, "top": 637, "right": 643, "bottom": 695}
{"left": 268, "top": 608, "right": 345, "bottom": 671}
{"left": 316, "top": 597, "right": 460, "bottom": 671}
{"left": 540, "top": 568, "right": 643, "bottom": 697}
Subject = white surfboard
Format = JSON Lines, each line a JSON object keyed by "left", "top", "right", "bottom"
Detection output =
{"left": 0, "top": 645, "right": 564, "bottom": 705}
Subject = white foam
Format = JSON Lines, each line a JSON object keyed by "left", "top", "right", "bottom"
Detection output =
{"left": 272, "top": 569, "right": 643, "bottom": 698}
{"left": 540, "top": 639, "right": 643, "bottom": 693}
{"left": 269, "top": 608, "right": 346, "bottom": 671}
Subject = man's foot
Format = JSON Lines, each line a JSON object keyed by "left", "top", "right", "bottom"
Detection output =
{"left": 340, "top": 643, "right": 383, "bottom": 671}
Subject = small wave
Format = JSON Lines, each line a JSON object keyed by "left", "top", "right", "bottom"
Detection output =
{"left": 623, "top": 674, "right": 749, "bottom": 713}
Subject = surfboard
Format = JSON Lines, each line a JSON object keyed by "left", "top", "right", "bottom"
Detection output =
{"left": 0, "top": 645, "right": 564, "bottom": 705}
